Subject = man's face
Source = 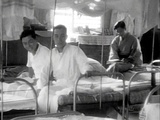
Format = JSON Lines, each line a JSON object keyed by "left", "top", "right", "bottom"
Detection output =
{"left": 115, "top": 27, "right": 125, "bottom": 37}
{"left": 22, "top": 36, "right": 37, "bottom": 53}
{"left": 53, "top": 28, "right": 67, "bottom": 48}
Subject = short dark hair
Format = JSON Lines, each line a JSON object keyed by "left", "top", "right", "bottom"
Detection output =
{"left": 20, "top": 29, "right": 36, "bottom": 41}
{"left": 53, "top": 25, "right": 67, "bottom": 34}
{"left": 114, "top": 21, "right": 126, "bottom": 30}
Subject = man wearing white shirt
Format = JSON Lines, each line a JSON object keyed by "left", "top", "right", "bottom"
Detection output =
{"left": 6, "top": 30, "right": 50, "bottom": 96}
{"left": 38, "top": 25, "right": 93, "bottom": 113}
{"left": 19, "top": 29, "right": 50, "bottom": 84}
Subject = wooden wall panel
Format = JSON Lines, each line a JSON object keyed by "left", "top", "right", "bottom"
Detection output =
{"left": 3, "top": 40, "right": 27, "bottom": 66}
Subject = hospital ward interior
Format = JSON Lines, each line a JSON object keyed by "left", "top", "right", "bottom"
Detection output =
{"left": 0, "top": 0, "right": 160, "bottom": 120}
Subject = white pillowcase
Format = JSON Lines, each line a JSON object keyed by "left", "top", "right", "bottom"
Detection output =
{"left": 87, "top": 58, "right": 106, "bottom": 73}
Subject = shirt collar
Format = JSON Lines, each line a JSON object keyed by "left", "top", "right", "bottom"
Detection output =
{"left": 120, "top": 32, "right": 129, "bottom": 40}
{"left": 55, "top": 43, "right": 69, "bottom": 53}
{"left": 32, "top": 43, "right": 40, "bottom": 56}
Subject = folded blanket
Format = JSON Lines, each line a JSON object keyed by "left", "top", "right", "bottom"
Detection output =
{"left": 4, "top": 66, "right": 27, "bottom": 78}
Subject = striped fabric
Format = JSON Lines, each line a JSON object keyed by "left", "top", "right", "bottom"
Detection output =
{"left": 2, "top": 0, "right": 34, "bottom": 18}
{"left": 1, "top": 0, "right": 35, "bottom": 40}
{"left": 58, "top": 84, "right": 151, "bottom": 106}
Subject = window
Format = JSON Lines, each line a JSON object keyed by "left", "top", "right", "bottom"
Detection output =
{"left": 50, "top": 7, "right": 102, "bottom": 42}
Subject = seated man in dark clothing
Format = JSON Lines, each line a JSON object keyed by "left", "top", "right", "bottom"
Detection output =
{"left": 107, "top": 21, "right": 143, "bottom": 73}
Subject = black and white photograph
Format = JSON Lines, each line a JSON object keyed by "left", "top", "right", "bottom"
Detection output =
{"left": 0, "top": 0, "right": 160, "bottom": 120}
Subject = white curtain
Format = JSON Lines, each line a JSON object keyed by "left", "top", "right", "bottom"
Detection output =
{"left": 0, "top": 0, "right": 34, "bottom": 41}
{"left": 142, "top": 0, "right": 160, "bottom": 34}
{"left": 0, "top": 0, "right": 159, "bottom": 40}
{"left": 110, "top": 10, "right": 135, "bottom": 36}
{"left": 34, "top": 0, "right": 144, "bottom": 37}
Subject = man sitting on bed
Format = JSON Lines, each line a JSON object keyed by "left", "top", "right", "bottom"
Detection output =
{"left": 106, "top": 21, "right": 143, "bottom": 73}
{"left": 19, "top": 29, "right": 50, "bottom": 84}
{"left": 37, "top": 25, "right": 106, "bottom": 113}
{"left": 6, "top": 30, "right": 50, "bottom": 93}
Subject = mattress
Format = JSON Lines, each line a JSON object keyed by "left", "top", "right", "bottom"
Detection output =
{"left": 58, "top": 80, "right": 151, "bottom": 106}
{"left": 0, "top": 77, "right": 37, "bottom": 112}
{"left": 1, "top": 71, "right": 159, "bottom": 112}
{"left": 0, "top": 94, "right": 36, "bottom": 111}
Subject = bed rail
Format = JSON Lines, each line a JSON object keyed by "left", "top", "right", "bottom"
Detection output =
{"left": 144, "top": 85, "right": 160, "bottom": 105}
{"left": 139, "top": 85, "right": 160, "bottom": 120}
{"left": 73, "top": 72, "right": 125, "bottom": 120}
{"left": 126, "top": 70, "right": 160, "bottom": 120}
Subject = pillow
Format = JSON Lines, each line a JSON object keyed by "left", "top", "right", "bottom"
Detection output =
{"left": 87, "top": 58, "right": 106, "bottom": 73}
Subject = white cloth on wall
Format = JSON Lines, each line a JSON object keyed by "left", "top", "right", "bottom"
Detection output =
{"left": 142, "top": 0, "right": 160, "bottom": 34}
{"left": 34, "top": 8, "right": 52, "bottom": 30}
{"left": 2, "top": 16, "right": 24, "bottom": 40}
{"left": 1, "top": 0, "right": 159, "bottom": 40}
{"left": 2, "top": 0, "right": 34, "bottom": 18}
{"left": 110, "top": 10, "right": 135, "bottom": 36}
{"left": 116, "top": 12, "right": 135, "bottom": 35}
{"left": 1, "top": 0, "right": 34, "bottom": 41}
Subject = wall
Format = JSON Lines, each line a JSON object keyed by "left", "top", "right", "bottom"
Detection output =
{"left": 79, "top": 44, "right": 110, "bottom": 67}
{"left": 2, "top": 35, "right": 53, "bottom": 67}
{"left": 140, "top": 28, "right": 160, "bottom": 63}
{"left": 36, "top": 35, "right": 54, "bottom": 49}
{"left": 2, "top": 37, "right": 110, "bottom": 67}
{"left": 101, "top": 10, "right": 112, "bottom": 29}
{"left": 3, "top": 40, "right": 27, "bottom": 66}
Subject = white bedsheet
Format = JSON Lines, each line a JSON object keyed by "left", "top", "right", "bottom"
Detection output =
{"left": 0, "top": 94, "right": 35, "bottom": 111}
{"left": 0, "top": 80, "right": 36, "bottom": 112}
{"left": 0, "top": 72, "right": 159, "bottom": 112}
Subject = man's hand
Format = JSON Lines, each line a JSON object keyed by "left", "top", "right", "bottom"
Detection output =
{"left": 32, "top": 78, "right": 38, "bottom": 85}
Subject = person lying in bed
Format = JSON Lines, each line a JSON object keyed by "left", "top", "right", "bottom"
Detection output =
{"left": 38, "top": 25, "right": 106, "bottom": 113}
{"left": 106, "top": 21, "right": 143, "bottom": 73}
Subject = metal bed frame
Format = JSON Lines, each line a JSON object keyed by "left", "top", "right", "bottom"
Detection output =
{"left": 144, "top": 85, "right": 160, "bottom": 105}
{"left": 139, "top": 85, "right": 160, "bottom": 120}
{"left": 73, "top": 72, "right": 126, "bottom": 120}
{"left": 0, "top": 77, "right": 38, "bottom": 120}
{"left": 126, "top": 70, "right": 160, "bottom": 120}
{"left": 11, "top": 72, "right": 123, "bottom": 120}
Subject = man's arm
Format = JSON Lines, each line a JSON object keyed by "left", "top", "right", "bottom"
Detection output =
{"left": 37, "top": 61, "right": 52, "bottom": 89}
{"left": 127, "top": 38, "right": 142, "bottom": 61}
{"left": 108, "top": 38, "right": 120, "bottom": 61}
